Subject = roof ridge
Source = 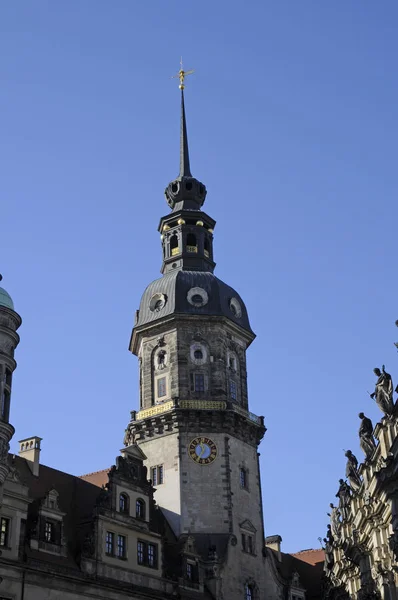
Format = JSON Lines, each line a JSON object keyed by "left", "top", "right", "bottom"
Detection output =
{"left": 291, "top": 548, "right": 323, "bottom": 555}
{"left": 79, "top": 468, "right": 109, "bottom": 478}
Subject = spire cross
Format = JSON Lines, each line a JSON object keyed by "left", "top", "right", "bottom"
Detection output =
{"left": 172, "top": 57, "right": 194, "bottom": 90}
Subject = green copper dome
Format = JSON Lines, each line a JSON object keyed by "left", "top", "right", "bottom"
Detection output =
{"left": 0, "top": 287, "right": 14, "bottom": 310}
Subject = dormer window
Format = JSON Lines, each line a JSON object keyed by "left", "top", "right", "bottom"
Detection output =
{"left": 119, "top": 493, "right": 129, "bottom": 514}
{"left": 0, "top": 517, "right": 10, "bottom": 547}
{"left": 44, "top": 521, "right": 55, "bottom": 543}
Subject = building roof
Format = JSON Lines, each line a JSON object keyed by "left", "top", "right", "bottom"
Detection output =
{"left": 9, "top": 454, "right": 101, "bottom": 561}
{"left": 134, "top": 270, "right": 254, "bottom": 335}
{"left": 291, "top": 548, "right": 325, "bottom": 566}
{"left": 270, "top": 547, "right": 324, "bottom": 600}
{"left": 0, "top": 286, "right": 14, "bottom": 310}
{"left": 79, "top": 468, "right": 110, "bottom": 487}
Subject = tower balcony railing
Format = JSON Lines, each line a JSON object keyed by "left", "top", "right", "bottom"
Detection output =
{"left": 186, "top": 245, "right": 198, "bottom": 253}
{"left": 131, "top": 397, "right": 264, "bottom": 426}
{"left": 204, "top": 249, "right": 209, "bottom": 258}
{"left": 171, "top": 247, "right": 180, "bottom": 256}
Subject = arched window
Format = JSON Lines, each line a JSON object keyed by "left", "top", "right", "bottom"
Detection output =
{"left": 119, "top": 493, "right": 129, "bottom": 514}
{"left": 136, "top": 498, "right": 146, "bottom": 520}
{"left": 170, "top": 234, "right": 179, "bottom": 256}
{"left": 186, "top": 233, "right": 197, "bottom": 253}
{"left": 204, "top": 237, "right": 210, "bottom": 258}
{"left": 245, "top": 583, "right": 254, "bottom": 600}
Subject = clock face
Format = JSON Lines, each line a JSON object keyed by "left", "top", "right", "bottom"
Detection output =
{"left": 188, "top": 437, "right": 217, "bottom": 465}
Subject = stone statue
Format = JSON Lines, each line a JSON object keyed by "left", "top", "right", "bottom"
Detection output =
{"left": 96, "top": 485, "right": 110, "bottom": 507}
{"left": 157, "top": 349, "right": 167, "bottom": 370}
{"left": 336, "top": 479, "right": 351, "bottom": 520}
{"left": 323, "top": 537, "right": 334, "bottom": 572}
{"left": 116, "top": 455, "right": 138, "bottom": 480}
{"left": 123, "top": 427, "right": 134, "bottom": 447}
{"left": 328, "top": 503, "right": 341, "bottom": 539}
{"left": 358, "top": 413, "right": 376, "bottom": 459}
{"left": 326, "top": 524, "right": 334, "bottom": 545}
{"left": 345, "top": 450, "right": 362, "bottom": 492}
{"left": 370, "top": 365, "right": 394, "bottom": 416}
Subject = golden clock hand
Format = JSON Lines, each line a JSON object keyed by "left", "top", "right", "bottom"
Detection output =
{"left": 199, "top": 443, "right": 206, "bottom": 458}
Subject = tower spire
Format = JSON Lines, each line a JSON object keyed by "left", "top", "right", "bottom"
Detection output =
{"left": 165, "top": 61, "right": 207, "bottom": 212}
{"left": 179, "top": 90, "right": 192, "bottom": 178}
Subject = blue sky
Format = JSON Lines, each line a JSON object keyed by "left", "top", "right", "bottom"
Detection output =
{"left": 2, "top": 2, "right": 398, "bottom": 553}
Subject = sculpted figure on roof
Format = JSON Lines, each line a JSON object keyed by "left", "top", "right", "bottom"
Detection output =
{"left": 323, "top": 537, "right": 334, "bottom": 572}
{"left": 345, "top": 450, "right": 362, "bottom": 492}
{"left": 336, "top": 479, "right": 351, "bottom": 521}
{"left": 328, "top": 503, "right": 341, "bottom": 539}
{"left": 358, "top": 413, "right": 376, "bottom": 459}
{"left": 370, "top": 365, "right": 394, "bottom": 416}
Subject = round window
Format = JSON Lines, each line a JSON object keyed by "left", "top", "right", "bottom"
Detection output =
{"left": 229, "top": 297, "right": 242, "bottom": 318}
{"left": 149, "top": 293, "right": 167, "bottom": 313}
{"left": 190, "top": 343, "right": 207, "bottom": 364}
{"left": 187, "top": 287, "right": 209, "bottom": 307}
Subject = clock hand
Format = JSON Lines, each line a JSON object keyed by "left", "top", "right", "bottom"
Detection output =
{"left": 199, "top": 443, "right": 206, "bottom": 458}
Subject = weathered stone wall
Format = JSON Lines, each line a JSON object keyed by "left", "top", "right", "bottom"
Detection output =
{"left": 137, "top": 432, "right": 181, "bottom": 535}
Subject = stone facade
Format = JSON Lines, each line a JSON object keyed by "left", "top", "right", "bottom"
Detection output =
{"left": 323, "top": 361, "right": 398, "bottom": 599}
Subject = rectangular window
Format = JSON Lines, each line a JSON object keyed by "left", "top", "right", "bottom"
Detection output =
{"left": 137, "top": 540, "right": 158, "bottom": 569}
{"left": 157, "top": 377, "right": 166, "bottom": 398}
{"left": 151, "top": 467, "right": 157, "bottom": 486}
{"left": 44, "top": 521, "right": 54, "bottom": 543}
{"left": 117, "top": 534, "right": 126, "bottom": 559}
{"left": 230, "top": 379, "right": 237, "bottom": 400}
{"left": 248, "top": 536, "right": 253, "bottom": 554}
{"left": 194, "top": 373, "right": 205, "bottom": 392}
{"left": 186, "top": 562, "right": 192, "bottom": 580}
{"left": 148, "top": 543, "right": 157, "bottom": 568}
{"left": 241, "top": 533, "right": 246, "bottom": 551}
{"left": 158, "top": 465, "right": 164, "bottom": 484}
{"left": 137, "top": 541, "right": 145, "bottom": 564}
{"left": 106, "top": 531, "right": 114, "bottom": 555}
{"left": 240, "top": 468, "right": 247, "bottom": 489}
{"left": 0, "top": 518, "right": 10, "bottom": 547}
{"left": 151, "top": 465, "right": 164, "bottom": 486}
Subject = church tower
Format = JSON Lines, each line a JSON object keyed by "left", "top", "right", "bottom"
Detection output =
{"left": 125, "top": 78, "right": 271, "bottom": 598}
{"left": 0, "top": 277, "right": 21, "bottom": 493}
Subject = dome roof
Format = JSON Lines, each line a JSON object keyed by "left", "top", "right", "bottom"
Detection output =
{"left": 135, "top": 270, "right": 253, "bottom": 335}
{"left": 0, "top": 287, "right": 14, "bottom": 310}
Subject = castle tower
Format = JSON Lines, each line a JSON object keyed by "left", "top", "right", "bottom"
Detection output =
{"left": 125, "top": 82, "right": 270, "bottom": 597}
{"left": 0, "top": 277, "right": 21, "bottom": 491}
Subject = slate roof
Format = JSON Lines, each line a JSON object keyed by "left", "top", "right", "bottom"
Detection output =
{"left": 9, "top": 454, "right": 101, "bottom": 562}
{"left": 135, "top": 270, "right": 254, "bottom": 334}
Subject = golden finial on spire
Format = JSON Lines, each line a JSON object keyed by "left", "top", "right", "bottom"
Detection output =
{"left": 172, "top": 57, "right": 194, "bottom": 90}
